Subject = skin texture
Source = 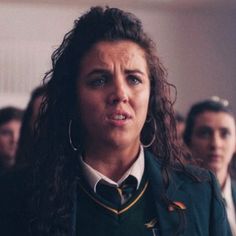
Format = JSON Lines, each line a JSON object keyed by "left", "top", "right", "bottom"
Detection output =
{"left": 190, "top": 111, "right": 236, "bottom": 187}
{"left": 77, "top": 40, "right": 150, "bottom": 180}
{"left": 176, "top": 122, "right": 185, "bottom": 144}
{"left": 0, "top": 119, "right": 21, "bottom": 168}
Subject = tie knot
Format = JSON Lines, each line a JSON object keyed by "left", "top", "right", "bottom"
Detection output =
{"left": 96, "top": 175, "right": 137, "bottom": 207}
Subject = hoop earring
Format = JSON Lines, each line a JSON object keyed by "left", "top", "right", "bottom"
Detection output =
{"left": 141, "top": 117, "right": 157, "bottom": 148}
{"left": 68, "top": 119, "right": 78, "bottom": 151}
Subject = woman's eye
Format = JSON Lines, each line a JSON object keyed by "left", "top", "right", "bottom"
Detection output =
{"left": 196, "top": 128, "right": 211, "bottom": 139}
{"left": 220, "top": 129, "right": 231, "bottom": 139}
{"left": 127, "top": 75, "right": 142, "bottom": 85}
{"left": 0, "top": 129, "right": 12, "bottom": 137}
{"left": 200, "top": 132, "right": 210, "bottom": 138}
{"left": 89, "top": 76, "right": 107, "bottom": 87}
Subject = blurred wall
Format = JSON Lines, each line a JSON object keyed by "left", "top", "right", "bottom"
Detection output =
{"left": 0, "top": 1, "right": 235, "bottom": 115}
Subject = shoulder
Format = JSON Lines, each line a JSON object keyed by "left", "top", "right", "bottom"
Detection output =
{"left": 145, "top": 150, "right": 223, "bottom": 201}
{"left": 145, "top": 150, "right": 212, "bottom": 183}
{"left": 0, "top": 167, "right": 31, "bottom": 236}
{"left": 0, "top": 167, "right": 31, "bottom": 211}
{"left": 175, "top": 164, "right": 224, "bottom": 199}
{"left": 0, "top": 166, "right": 31, "bottom": 192}
{"left": 145, "top": 151, "right": 230, "bottom": 235}
{"left": 174, "top": 163, "right": 212, "bottom": 182}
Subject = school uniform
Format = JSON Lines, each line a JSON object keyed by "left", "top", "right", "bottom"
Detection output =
{"left": 222, "top": 176, "right": 236, "bottom": 236}
{"left": 0, "top": 149, "right": 232, "bottom": 236}
{"left": 232, "top": 179, "right": 236, "bottom": 208}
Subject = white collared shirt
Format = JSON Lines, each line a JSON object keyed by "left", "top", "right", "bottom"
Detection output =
{"left": 80, "top": 146, "right": 145, "bottom": 193}
{"left": 222, "top": 175, "right": 236, "bottom": 236}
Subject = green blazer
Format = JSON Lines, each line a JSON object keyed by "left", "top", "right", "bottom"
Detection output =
{"left": 0, "top": 151, "right": 232, "bottom": 236}
{"left": 144, "top": 151, "right": 231, "bottom": 235}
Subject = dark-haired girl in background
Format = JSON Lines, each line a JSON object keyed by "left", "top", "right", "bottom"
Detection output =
{"left": 184, "top": 98, "right": 236, "bottom": 236}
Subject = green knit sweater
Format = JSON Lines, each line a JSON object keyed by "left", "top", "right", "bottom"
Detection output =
{"left": 76, "top": 176, "right": 159, "bottom": 236}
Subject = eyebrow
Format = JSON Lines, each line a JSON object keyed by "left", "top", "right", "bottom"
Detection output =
{"left": 85, "top": 69, "right": 110, "bottom": 78}
{"left": 85, "top": 68, "right": 146, "bottom": 77}
{"left": 219, "top": 127, "right": 231, "bottom": 132}
{"left": 196, "top": 125, "right": 211, "bottom": 129}
{"left": 196, "top": 125, "right": 231, "bottom": 132}
{"left": 195, "top": 126, "right": 212, "bottom": 132}
{"left": 125, "top": 69, "right": 146, "bottom": 75}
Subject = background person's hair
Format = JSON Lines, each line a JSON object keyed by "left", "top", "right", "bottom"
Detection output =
{"left": 175, "top": 112, "right": 185, "bottom": 123}
{"left": 31, "top": 6, "right": 187, "bottom": 235}
{"left": 0, "top": 106, "right": 23, "bottom": 126}
{"left": 16, "top": 85, "right": 46, "bottom": 167}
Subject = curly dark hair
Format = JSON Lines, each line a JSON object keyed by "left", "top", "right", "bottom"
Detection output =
{"left": 30, "top": 6, "right": 188, "bottom": 235}
{"left": 16, "top": 85, "right": 46, "bottom": 167}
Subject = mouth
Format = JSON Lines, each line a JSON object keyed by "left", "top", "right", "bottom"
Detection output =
{"left": 106, "top": 111, "right": 132, "bottom": 125}
{"left": 208, "top": 154, "right": 221, "bottom": 160}
{"left": 111, "top": 114, "right": 127, "bottom": 120}
{"left": 108, "top": 111, "right": 131, "bottom": 120}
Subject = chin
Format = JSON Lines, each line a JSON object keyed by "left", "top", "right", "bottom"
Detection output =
{"left": 107, "top": 139, "right": 129, "bottom": 148}
{"left": 208, "top": 163, "right": 221, "bottom": 173}
{"left": 106, "top": 136, "right": 136, "bottom": 148}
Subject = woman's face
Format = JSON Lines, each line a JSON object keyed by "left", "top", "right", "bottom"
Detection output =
{"left": 189, "top": 111, "right": 236, "bottom": 173}
{"left": 0, "top": 119, "right": 21, "bottom": 168}
{"left": 77, "top": 40, "right": 150, "bottom": 150}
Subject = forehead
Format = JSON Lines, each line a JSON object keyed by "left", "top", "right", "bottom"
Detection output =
{"left": 0, "top": 119, "right": 21, "bottom": 130}
{"left": 194, "top": 111, "right": 236, "bottom": 130}
{"left": 79, "top": 40, "right": 147, "bottom": 70}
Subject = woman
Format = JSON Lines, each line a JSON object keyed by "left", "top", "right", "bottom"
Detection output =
{"left": 0, "top": 6, "right": 231, "bottom": 236}
{"left": 0, "top": 106, "right": 23, "bottom": 174}
{"left": 184, "top": 98, "right": 236, "bottom": 236}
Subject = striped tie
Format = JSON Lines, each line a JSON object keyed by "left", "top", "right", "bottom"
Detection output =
{"left": 96, "top": 175, "right": 137, "bottom": 207}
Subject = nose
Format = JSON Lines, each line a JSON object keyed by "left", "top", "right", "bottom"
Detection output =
{"left": 210, "top": 133, "right": 222, "bottom": 150}
{"left": 10, "top": 130, "right": 20, "bottom": 146}
{"left": 107, "top": 76, "right": 128, "bottom": 105}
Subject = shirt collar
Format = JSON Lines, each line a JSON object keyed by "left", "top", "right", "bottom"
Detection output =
{"left": 80, "top": 146, "right": 145, "bottom": 193}
{"left": 221, "top": 175, "right": 236, "bottom": 235}
{"left": 221, "top": 175, "right": 234, "bottom": 209}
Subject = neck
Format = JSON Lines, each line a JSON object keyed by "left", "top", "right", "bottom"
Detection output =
{"left": 83, "top": 142, "right": 140, "bottom": 182}
{"left": 215, "top": 167, "right": 228, "bottom": 189}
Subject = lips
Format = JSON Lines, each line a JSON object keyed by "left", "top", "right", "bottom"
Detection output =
{"left": 107, "top": 110, "right": 132, "bottom": 126}
{"left": 112, "top": 114, "right": 126, "bottom": 120}
{"left": 110, "top": 114, "right": 127, "bottom": 121}
{"left": 108, "top": 111, "right": 132, "bottom": 120}
{"left": 208, "top": 154, "right": 221, "bottom": 161}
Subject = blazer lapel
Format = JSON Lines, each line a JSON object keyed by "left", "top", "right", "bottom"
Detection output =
{"left": 70, "top": 179, "right": 78, "bottom": 236}
{"left": 231, "top": 179, "right": 236, "bottom": 211}
{"left": 145, "top": 151, "right": 190, "bottom": 236}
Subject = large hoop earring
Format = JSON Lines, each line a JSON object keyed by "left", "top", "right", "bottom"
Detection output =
{"left": 68, "top": 119, "right": 78, "bottom": 151}
{"left": 141, "top": 116, "right": 157, "bottom": 148}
